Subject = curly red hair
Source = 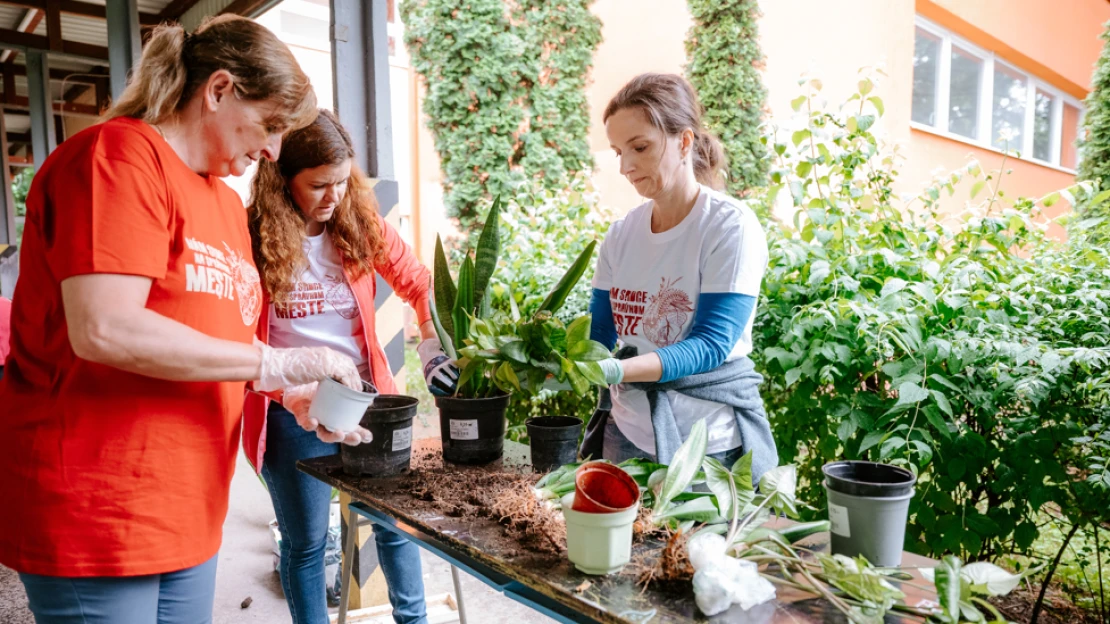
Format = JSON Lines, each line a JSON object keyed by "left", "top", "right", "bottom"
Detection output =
{"left": 248, "top": 109, "right": 386, "bottom": 305}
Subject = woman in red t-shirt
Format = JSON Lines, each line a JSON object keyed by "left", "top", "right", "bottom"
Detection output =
{"left": 0, "top": 17, "right": 367, "bottom": 624}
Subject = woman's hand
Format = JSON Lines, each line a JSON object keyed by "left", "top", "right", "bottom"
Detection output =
{"left": 281, "top": 382, "right": 372, "bottom": 446}
{"left": 257, "top": 344, "right": 361, "bottom": 392}
{"left": 417, "top": 337, "right": 459, "bottom": 396}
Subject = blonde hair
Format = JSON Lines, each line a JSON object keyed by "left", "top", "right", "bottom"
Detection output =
{"left": 108, "top": 15, "right": 316, "bottom": 132}
{"left": 248, "top": 110, "right": 386, "bottom": 305}
{"left": 604, "top": 73, "right": 726, "bottom": 190}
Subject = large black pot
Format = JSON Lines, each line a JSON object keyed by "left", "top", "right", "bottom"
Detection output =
{"left": 435, "top": 393, "right": 510, "bottom": 464}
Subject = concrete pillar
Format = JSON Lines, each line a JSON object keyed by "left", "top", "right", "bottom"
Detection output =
{"left": 25, "top": 50, "right": 55, "bottom": 171}
{"left": 330, "top": 0, "right": 406, "bottom": 611}
{"left": 0, "top": 111, "right": 14, "bottom": 246}
{"left": 106, "top": 0, "right": 141, "bottom": 101}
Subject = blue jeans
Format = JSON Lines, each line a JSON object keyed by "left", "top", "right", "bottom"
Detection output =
{"left": 262, "top": 403, "right": 427, "bottom": 624}
{"left": 602, "top": 416, "right": 743, "bottom": 467}
{"left": 19, "top": 555, "right": 218, "bottom": 624}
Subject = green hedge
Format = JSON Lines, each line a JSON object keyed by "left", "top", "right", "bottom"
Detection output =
{"left": 685, "top": 0, "right": 769, "bottom": 195}
{"left": 400, "top": 0, "right": 602, "bottom": 232}
{"left": 752, "top": 72, "right": 1110, "bottom": 562}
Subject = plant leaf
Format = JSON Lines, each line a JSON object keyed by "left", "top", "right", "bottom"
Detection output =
{"left": 566, "top": 315, "right": 591, "bottom": 350}
{"left": 961, "top": 562, "right": 1025, "bottom": 597}
{"left": 452, "top": 254, "right": 475, "bottom": 345}
{"left": 730, "top": 451, "right": 755, "bottom": 491}
{"left": 653, "top": 496, "right": 723, "bottom": 524}
{"left": 703, "top": 457, "right": 736, "bottom": 519}
{"left": 567, "top": 339, "right": 611, "bottom": 362}
{"left": 433, "top": 236, "right": 456, "bottom": 341}
{"left": 472, "top": 196, "right": 501, "bottom": 313}
{"left": 933, "top": 555, "right": 963, "bottom": 621}
{"left": 538, "top": 240, "right": 597, "bottom": 315}
{"left": 657, "top": 420, "right": 708, "bottom": 509}
{"left": 428, "top": 288, "right": 457, "bottom": 361}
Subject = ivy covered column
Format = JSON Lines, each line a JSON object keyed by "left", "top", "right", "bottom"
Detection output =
{"left": 685, "top": 0, "right": 770, "bottom": 196}
{"left": 1079, "top": 19, "right": 1110, "bottom": 217}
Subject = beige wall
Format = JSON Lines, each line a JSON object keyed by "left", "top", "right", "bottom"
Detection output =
{"left": 586, "top": 0, "right": 693, "bottom": 213}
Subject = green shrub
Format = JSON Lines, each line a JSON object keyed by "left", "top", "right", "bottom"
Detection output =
{"left": 400, "top": 0, "right": 602, "bottom": 231}
{"left": 1078, "top": 19, "right": 1110, "bottom": 217}
{"left": 751, "top": 70, "right": 1110, "bottom": 563}
{"left": 685, "top": 0, "right": 769, "bottom": 196}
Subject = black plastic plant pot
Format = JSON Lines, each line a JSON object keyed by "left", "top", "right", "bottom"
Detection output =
{"left": 526, "top": 416, "right": 583, "bottom": 473}
{"left": 340, "top": 395, "right": 419, "bottom": 477}
{"left": 435, "top": 393, "right": 510, "bottom": 465}
{"left": 822, "top": 461, "right": 917, "bottom": 567}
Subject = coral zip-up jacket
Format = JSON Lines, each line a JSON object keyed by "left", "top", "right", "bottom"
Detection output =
{"left": 242, "top": 211, "right": 431, "bottom": 472}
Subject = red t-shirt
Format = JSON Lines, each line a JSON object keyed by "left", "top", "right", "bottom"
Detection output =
{"left": 0, "top": 117, "right": 262, "bottom": 577}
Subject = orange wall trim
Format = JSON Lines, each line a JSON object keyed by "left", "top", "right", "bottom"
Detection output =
{"left": 915, "top": 0, "right": 1089, "bottom": 100}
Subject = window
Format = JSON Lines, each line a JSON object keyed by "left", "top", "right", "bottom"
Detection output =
{"left": 1032, "top": 89, "right": 1055, "bottom": 162}
{"left": 912, "top": 28, "right": 941, "bottom": 126}
{"left": 948, "top": 46, "right": 982, "bottom": 139}
{"left": 911, "top": 17, "right": 1083, "bottom": 170}
{"left": 991, "top": 64, "right": 1026, "bottom": 151}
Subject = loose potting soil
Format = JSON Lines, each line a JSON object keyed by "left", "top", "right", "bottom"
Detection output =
{"left": 397, "top": 449, "right": 568, "bottom": 557}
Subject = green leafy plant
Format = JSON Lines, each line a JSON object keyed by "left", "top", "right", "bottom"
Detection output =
{"left": 400, "top": 0, "right": 602, "bottom": 231}
{"left": 491, "top": 175, "right": 613, "bottom": 439}
{"left": 431, "top": 196, "right": 612, "bottom": 399}
{"left": 745, "top": 69, "right": 1110, "bottom": 617}
{"left": 684, "top": 0, "right": 769, "bottom": 196}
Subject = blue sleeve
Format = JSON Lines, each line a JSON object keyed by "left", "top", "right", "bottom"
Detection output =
{"left": 589, "top": 288, "right": 617, "bottom": 351}
{"left": 654, "top": 292, "right": 756, "bottom": 383}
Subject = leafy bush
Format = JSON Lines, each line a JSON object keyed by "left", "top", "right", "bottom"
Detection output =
{"left": 1078, "top": 19, "right": 1110, "bottom": 217}
{"left": 750, "top": 70, "right": 1110, "bottom": 566}
{"left": 685, "top": 0, "right": 769, "bottom": 196}
{"left": 492, "top": 176, "right": 614, "bottom": 440}
{"left": 400, "top": 0, "right": 602, "bottom": 230}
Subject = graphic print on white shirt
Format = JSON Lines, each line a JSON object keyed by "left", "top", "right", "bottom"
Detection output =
{"left": 592, "top": 185, "right": 769, "bottom": 455}
{"left": 643, "top": 276, "right": 695, "bottom": 347}
{"left": 268, "top": 231, "right": 371, "bottom": 381}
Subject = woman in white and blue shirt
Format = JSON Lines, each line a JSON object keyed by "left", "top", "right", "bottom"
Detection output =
{"left": 584, "top": 73, "right": 778, "bottom": 482}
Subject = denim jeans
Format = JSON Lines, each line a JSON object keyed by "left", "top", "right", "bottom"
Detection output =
{"left": 602, "top": 416, "right": 743, "bottom": 468}
{"left": 262, "top": 403, "right": 427, "bottom": 624}
{"left": 19, "top": 555, "right": 218, "bottom": 624}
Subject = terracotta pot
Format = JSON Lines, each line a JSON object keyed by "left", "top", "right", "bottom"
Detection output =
{"left": 571, "top": 461, "right": 639, "bottom": 513}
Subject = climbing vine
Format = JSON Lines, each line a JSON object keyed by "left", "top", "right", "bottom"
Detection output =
{"left": 400, "top": 0, "right": 602, "bottom": 231}
{"left": 684, "top": 0, "right": 770, "bottom": 196}
{"left": 1079, "top": 19, "right": 1110, "bottom": 217}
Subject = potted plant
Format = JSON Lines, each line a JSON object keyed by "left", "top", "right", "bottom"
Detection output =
{"left": 430, "top": 197, "right": 611, "bottom": 464}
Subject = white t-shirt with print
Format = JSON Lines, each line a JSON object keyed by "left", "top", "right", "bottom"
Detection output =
{"left": 592, "top": 185, "right": 768, "bottom": 455}
{"left": 267, "top": 230, "right": 371, "bottom": 382}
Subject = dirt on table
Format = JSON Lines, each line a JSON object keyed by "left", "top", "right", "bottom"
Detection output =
{"left": 629, "top": 528, "right": 696, "bottom": 592}
{"left": 396, "top": 449, "right": 568, "bottom": 557}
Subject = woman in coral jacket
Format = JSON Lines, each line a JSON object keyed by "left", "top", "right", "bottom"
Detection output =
{"left": 244, "top": 109, "right": 457, "bottom": 624}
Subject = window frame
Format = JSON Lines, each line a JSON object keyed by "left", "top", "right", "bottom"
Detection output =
{"left": 911, "top": 16, "right": 1083, "bottom": 173}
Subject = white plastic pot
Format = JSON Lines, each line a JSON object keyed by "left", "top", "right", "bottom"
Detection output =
{"left": 561, "top": 493, "right": 638, "bottom": 575}
{"left": 309, "top": 377, "right": 377, "bottom": 433}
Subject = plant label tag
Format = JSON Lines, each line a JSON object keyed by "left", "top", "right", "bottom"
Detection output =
{"left": 828, "top": 502, "right": 851, "bottom": 537}
{"left": 450, "top": 419, "right": 479, "bottom": 440}
{"left": 392, "top": 426, "right": 412, "bottom": 452}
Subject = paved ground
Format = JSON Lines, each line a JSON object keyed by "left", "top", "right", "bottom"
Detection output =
{"left": 0, "top": 406, "right": 555, "bottom": 624}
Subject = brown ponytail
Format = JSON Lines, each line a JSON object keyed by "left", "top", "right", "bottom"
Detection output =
{"left": 109, "top": 15, "right": 316, "bottom": 132}
{"left": 603, "top": 73, "right": 727, "bottom": 190}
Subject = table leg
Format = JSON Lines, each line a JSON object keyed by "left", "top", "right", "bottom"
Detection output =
{"left": 338, "top": 510, "right": 357, "bottom": 624}
{"left": 450, "top": 565, "right": 468, "bottom": 624}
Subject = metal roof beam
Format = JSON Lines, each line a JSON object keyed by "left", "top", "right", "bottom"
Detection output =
{"left": 0, "top": 0, "right": 160, "bottom": 25}
{"left": 0, "top": 26, "right": 109, "bottom": 62}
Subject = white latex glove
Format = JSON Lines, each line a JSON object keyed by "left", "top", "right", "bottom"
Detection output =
{"left": 598, "top": 358, "right": 624, "bottom": 385}
{"left": 417, "top": 338, "right": 459, "bottom": 396}
{"left": 280, "top": 382, "right": 372, "bottom": 447}
{"left": 257, "top": 344, "right": 361, "bottom": 392}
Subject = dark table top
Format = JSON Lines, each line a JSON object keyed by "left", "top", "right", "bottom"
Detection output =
{"left": 298, "top": 438, "right": 937, "bottom": 624}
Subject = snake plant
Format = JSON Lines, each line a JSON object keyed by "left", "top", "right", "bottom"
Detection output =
{"left": 430, "top": 196, "right": 612, "bottom": 398}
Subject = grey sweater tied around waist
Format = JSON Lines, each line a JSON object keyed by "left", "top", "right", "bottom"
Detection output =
{"left": 580, "top": 345, "right": 779, "bottom": 486}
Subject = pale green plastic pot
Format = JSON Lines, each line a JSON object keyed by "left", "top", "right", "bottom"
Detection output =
{"left": 560, "top": 493, "right": 639, "bottom": 575}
